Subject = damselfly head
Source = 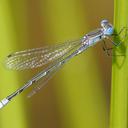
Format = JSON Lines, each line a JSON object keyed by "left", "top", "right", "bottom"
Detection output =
{"left": 101, "top": 19, "right": 114, "bottom": 36}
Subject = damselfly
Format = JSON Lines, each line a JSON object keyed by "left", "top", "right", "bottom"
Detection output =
{"left": 0, "top": 19, "right": 117, "bottom": 109}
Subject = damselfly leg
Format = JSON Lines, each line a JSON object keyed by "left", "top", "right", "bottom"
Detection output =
{"left": 102, "top": 27, "right": 128, "bottom": 56}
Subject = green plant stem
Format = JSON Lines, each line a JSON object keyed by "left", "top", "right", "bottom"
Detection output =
{"left": 110, "top": 0, "right": 128, "bottom": 128}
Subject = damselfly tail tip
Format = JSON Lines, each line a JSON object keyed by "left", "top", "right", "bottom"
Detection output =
{"left": 0, "top": 98, "right": 9, "bottom": 109}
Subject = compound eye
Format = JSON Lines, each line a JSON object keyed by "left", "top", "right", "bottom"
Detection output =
{"left": 101, "top": 19, "right": 109, "bottom": 27}
{"left": 104, "top": 27, "right": 114, "bottom": 35}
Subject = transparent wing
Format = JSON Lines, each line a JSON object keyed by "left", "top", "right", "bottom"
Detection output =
{"left": 5, "top": 39, "right": 81, "bottom": 70}
{"left": 27, "top": 39, "right": 84, "bottom": 97}
{"left": 27, "top": 60, "right": 61, "bottom": 98}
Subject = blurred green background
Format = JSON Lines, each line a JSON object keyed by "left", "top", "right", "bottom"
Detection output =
{"left": 0, "top": 0, "right": 113, "bottom": 128}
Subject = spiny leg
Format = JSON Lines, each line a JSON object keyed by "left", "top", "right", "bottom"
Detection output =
{"left": 112, "top": 27, "right": 128, "bottom": 36}
{"left": 102, "top": 40, "right": 113, "bottom": 56}
{"left": 102, "top": 40, "right": 124, "bottom": 56}
{"left": 112, "top": 27, "right": 128, "bottom": 44}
